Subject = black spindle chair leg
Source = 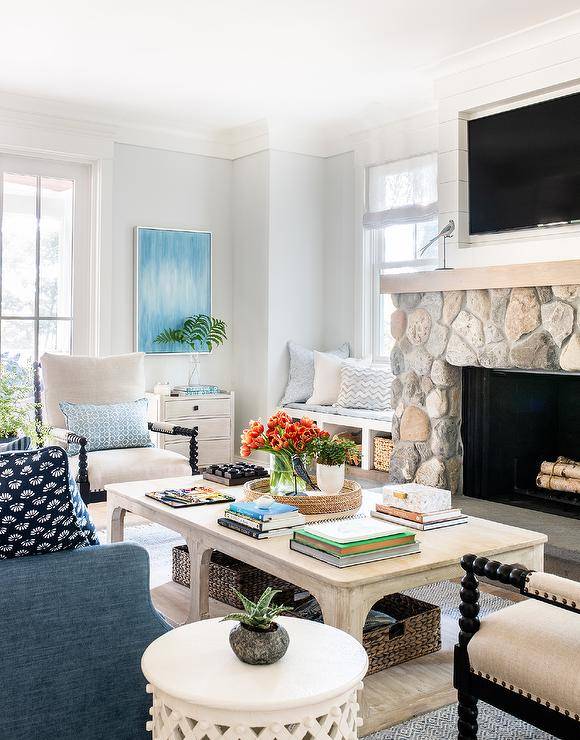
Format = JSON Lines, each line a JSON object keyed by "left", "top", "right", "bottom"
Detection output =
{"left": 458, "top": 691, "right": 478, "bottom": 739}
{"left": 189, "top": 428, "right": 199, "bottom": 474}
{"left": 77, "top": 440, "right": 90, "bottom": 504}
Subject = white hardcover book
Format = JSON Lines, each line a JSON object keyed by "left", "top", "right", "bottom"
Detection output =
{"left": 300, "top": 517, "right": 407, "bottom": 544}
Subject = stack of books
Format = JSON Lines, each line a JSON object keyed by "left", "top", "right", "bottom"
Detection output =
{"left": 371, "top": 483, "right": 467, "bottom": 531}
{"left": 290, "top": 517, "right": 420, "bottom": 567}
{"left": 218, "top": 500, "right": 305, "bottom": 539}
{"left": 173, "top": 384, "right": 220, "bottom": 396}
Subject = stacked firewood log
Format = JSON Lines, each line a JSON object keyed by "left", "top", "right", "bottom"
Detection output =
{"left": 536, "top": 456, "right": 580, "bottom": 494}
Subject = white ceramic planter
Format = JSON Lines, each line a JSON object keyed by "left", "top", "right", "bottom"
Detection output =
{"left": 316, "top": 462, "right": 345, "bottom": 495}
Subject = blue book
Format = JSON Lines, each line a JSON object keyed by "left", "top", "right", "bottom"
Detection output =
{"left": 228, "top": 501, "right": 299, "bottom": 521}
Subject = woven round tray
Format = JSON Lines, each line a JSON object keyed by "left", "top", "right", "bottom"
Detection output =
{"left": 243, "top": 477, "right": 362, "bottom": 515}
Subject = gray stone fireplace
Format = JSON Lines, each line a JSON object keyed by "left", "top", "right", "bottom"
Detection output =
{"left": 388, "top": 284, "right": 580, "bottom": 495}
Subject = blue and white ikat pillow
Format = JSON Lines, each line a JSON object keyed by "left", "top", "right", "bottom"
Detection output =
{"left": 59, "top": 398, "right": 153, "bottom": 455}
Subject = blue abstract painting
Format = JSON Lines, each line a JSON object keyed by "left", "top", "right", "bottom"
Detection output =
{"left": 135, "top": 228, "right": 212, "bottom": 353}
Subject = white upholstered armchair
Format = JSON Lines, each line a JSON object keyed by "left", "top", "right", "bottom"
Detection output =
{"left": 455, "top": 554, "right": 580, "bottom": 739}
{"left": 35, "top": 352, "right": 198, "bottom": 504}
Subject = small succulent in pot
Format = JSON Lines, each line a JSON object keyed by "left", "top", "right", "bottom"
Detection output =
{"left": 222, "top": 587, "right": 292, "bottom": 665}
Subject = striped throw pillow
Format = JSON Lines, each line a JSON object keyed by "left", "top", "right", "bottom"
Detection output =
{"left": 337, "top": 365, "right": 393, "bottom": 411}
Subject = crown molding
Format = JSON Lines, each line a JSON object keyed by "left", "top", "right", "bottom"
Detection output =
{"left": 433, "top": 11, "right": 580, "bottom": 99}
{"left": 0, "top": 91, "right": 357, "bottom": 160}
{"left": 349, "top": 109, "right": 438, "bottom": 167}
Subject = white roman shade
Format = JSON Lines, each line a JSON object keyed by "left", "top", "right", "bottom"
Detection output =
{"left": 364, "top": 153, "right": 438, "bottom": 228}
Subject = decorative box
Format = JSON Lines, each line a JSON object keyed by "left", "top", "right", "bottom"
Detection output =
{"left": 382, "top": 483, "right": 451, "bottom": 513}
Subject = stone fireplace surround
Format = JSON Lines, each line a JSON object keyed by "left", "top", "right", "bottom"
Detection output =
{"left": 388, "top": 284, "right": 580, "bottom": 494}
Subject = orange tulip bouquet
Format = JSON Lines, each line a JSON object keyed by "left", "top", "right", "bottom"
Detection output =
{"left": 241, "top": 411, "right": 328, "bottom": 494}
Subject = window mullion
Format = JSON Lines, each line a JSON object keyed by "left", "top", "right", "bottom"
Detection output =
{"left": 0, "top": 172, "right": 3, "bottom": 362}
{"left": 34, "top": 175, "right": 41, "bottom": 363}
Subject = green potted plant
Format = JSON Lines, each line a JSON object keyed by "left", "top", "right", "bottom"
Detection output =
{"left": 221, "top": 587, "right": 292, "bottom": 665}
{"left": 154, "top": 314, "right": 227, "bottom": 386}
{"left": 0, "top": 361, "right": 49, "bottom": 448}
{"left": 312, "top": 435, "right": 360, "bottom": 495}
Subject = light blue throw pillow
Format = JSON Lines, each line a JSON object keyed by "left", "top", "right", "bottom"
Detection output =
{"left": 59, "top": 398, "right": 153, "bottom": 455}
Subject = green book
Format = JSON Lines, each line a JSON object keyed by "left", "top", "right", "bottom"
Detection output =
{"left": 293, "top": 528, "right": 414, "bottom": 549}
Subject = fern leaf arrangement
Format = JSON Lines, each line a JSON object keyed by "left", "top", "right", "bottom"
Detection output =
{"left": 154, "top": 314, "right": 227, "bottom": 352}
{"left": 221, "top": 587, "right": 292, "bottom": 631}
{"left": 313, "top": 435, "right": 360, "bottom": 467}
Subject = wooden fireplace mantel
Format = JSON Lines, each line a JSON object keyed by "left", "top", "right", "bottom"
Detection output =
{"left": 380, "top": 259, "right": 580, "bottom": 294}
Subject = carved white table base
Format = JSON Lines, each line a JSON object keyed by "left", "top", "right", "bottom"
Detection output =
{"left": 146, "top": 684, "right": 363, "bottom": 740}
{"left": 142, "top": 618, "right": 368, "bottom": 740}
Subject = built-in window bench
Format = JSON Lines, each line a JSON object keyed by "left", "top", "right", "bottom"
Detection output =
{"left": 278, "top": 403, "right": 393, "bottom": 470}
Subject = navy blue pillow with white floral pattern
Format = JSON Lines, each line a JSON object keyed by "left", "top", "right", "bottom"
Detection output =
{"left": 0, "top": 446, "right": 99, "bottom": 559}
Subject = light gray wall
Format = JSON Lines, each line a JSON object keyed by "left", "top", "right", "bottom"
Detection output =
{"left": 110, "top": 143, "right": 356, "bottom": 453}
{"left": 267, "top": 150, "right": 327, "bottom": 410}
{"left": 324, "top": 151, "right": 355, "bottom": 350}
{"left": 112, "top": 143, "right": 233, "bottom": 391}
{"left": 231, "top": 151, "right": 270, "bottom": 441}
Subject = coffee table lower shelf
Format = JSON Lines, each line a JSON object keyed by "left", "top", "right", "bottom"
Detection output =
{"left": 151, "top": 580, "right": 517, "bottom": 734}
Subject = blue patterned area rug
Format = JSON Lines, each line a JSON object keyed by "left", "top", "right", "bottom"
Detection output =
{"left": 364, "top": 702, "right": 555, "bottom": 739}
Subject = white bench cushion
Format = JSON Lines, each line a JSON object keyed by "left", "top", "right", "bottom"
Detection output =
{"left": 69, "top": 446, "right": 191, "bottom": 491}
{"left": 284, "top": 402, "right": 393, "bottom": 423}
{"left": 468, "top": 598, "right": 580, "bottom": 718}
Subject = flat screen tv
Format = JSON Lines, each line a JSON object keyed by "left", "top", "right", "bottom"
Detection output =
{"left": 468, "top": 92, "right": 580, "bottom": 235}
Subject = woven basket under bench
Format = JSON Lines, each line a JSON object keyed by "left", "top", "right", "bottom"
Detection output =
{"left": 373, "top": 436, "right": 394, "bottom": 473}
{"left": 172, "top": 545, "right": 298, "bottom": 608}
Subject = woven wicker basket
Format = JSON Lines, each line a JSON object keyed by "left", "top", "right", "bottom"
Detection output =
{"left": 172, "top": 546, "right": 298, "bottom": 607}
{"left": 294, "top": 591, "right": 441, "bottom": 675}
{"left": 363, "top": 593, "right": 441, "bottom": 674}
{"left": 374, "top": 436, "right": 394, "bottom": 473}
{"left": 243, "top": 477, "right": 362, "bottom": 515}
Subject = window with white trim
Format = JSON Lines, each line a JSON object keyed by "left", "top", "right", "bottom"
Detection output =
{"left": 364, "top": 154, "right": 438, "bottom": 362}
{"left": 0, "top": 154, "right": 91, "bottom": 371}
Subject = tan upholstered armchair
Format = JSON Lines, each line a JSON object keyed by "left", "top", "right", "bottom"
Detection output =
{"left": 454, "top": 554, "right": 580, "bottom": 740}
{"left": 35, "top": 352, "right": 198, "bottom": 504}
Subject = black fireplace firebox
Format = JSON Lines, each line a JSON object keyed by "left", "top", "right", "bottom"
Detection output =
{"left": 462, "top": 367, "right": 580, "bottom": 517}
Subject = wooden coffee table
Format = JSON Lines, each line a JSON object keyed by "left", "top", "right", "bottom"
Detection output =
{"left": 106, "top": 475, "right": 546, "bottom": 732}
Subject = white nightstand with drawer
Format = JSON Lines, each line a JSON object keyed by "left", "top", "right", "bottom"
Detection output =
{"left": 147, "top": 392, "right": 234, "bottom": 467}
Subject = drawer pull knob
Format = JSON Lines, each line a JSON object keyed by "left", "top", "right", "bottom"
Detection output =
{"left": 193, "top": 405, "right": 199, "bottom": 411}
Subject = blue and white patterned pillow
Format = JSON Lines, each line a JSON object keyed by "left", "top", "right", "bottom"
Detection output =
{"left": 59, "top": 398, "right": 153, "bottom": 455}
{"left": 0, "top": 446, "right": 99, "bottom": 559}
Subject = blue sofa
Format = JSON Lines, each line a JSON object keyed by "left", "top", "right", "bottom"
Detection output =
{"left": 0, "top": 542, "right": 170, "bottom": 740}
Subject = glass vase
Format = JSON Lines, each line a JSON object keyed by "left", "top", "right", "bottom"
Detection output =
{"left": 188, "top": 353, "right": 201, "bottom": 387}
{"left": 269, "top": 453, "right": 307, "bottom": 495}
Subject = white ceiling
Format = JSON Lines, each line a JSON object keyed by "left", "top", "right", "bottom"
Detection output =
{"left": 2, "top": 1, "right": 580, "bottom": 136}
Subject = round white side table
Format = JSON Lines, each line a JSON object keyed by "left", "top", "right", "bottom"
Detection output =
{"left": 142, "top": 616, "right": 368, "bottom": 740}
